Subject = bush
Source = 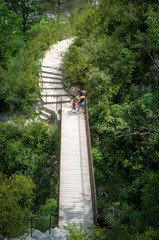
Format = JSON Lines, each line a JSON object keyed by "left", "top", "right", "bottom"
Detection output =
{"left": 64, "top": 222, "right": 105, "bottom": 240}
{"left": 0, "top": 18, "right": 74, "bottom": 114}
{"left": 0, "top": 173, "right": 35, "bottom": 238}
{"left": 34, "top": 198, "right": 58, "bottom": 232}
{"left": 0, "top": 119, "right": 60, "bottom": 209}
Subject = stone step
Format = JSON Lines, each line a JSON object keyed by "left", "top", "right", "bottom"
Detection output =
{"left": 42, "top": 96, "right": 71, "bottom": 104}
{"left": 40, "top": 109, "right": 52, "bottom": 118}
{"left": 39, "top": 114, "right": 49, "bottom": 121}
{"left": 41, "top": 66, "right": 62, "bottom": 75}
{"left": 43, "top": 105, "right": 57, "bottom": 114}
{"left": 42, "top": 104, "right": 67, "bottom": 114}
{"left": 43, "top": 103, "right": 71, "bottom": 113}
{"left": 39, "top": 82, "right": 63, "bottom": 89}
{"left": 42, "top": 65, "right": 62, "bottom": 70}
{"left": 41, "top": 94, "right": 69, "bottom": 98}
{"left": 58, "top": 220, "right": 92, "bottom": 228}
{"left": 41, "top": 73, "right": 62, "bottom": 79}
{"left": 41, "top": 89, "right": 68, "bottom": 96}
{"left": 39, "top": 81, "right": 62, "bottom": 85}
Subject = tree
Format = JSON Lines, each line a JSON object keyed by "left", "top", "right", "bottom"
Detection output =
{"left": 142, "top": 172, "right": 159, "bottom": 226}
{"left": 44, "top": 0, "right": 89, "bottom": 18}
{"left": 1, "top": 0, "right": 50, "bottom": 32}
{"left": 0, "top": 5, "right": 23, "bottom": 65}
{"left": 0, "top": 173, "right": 35, "bottom": 237}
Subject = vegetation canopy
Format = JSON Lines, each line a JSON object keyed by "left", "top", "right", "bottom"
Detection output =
{"left": 0, "top": 0, "right": 159, "bottom": 238}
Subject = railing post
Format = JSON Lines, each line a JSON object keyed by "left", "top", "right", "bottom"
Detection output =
{"left": 31, "top": 217, "right": 33, "bottom": 237}
{"left": 49, "top": 214, "right": 51, "bottom": 235}
{"left": 2, "top": 223, "right": 5, "bottom": 240}
{"left": 56, "top": 96, "right": 58, "bottom": 111}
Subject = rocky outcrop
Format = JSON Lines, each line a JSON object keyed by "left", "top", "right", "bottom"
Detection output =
{"left": 13, "top": 227, "right": 69, "bottom": 240}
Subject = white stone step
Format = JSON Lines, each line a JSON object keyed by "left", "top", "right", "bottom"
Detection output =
{"left": 41, "top": 72, "right": 62, "bottom": 79}
{"left": 39, "top": 77, "right": 62, "bottom": 83}
{"left": 42, "top": 96, "right": 71, "bottom": 104}
{"left": 39, "top": 114, "right": 48, "bottom": 121}
{"left": 43, "top": 104, "right": 57, "bottom": 113}
{"left": 59, "top": 220, "right": 93, "bottom": 228}
{"left": 41, "top": 66, "right": 63, "bottom": 76}
{"left": 41, "top": 89, "right": 68, "bottom": 96}
{"left": 42, "top": 103, "right": 71, "bottom": 114}
{"left": 39, "top": 82, "right": 63, "bottom": 89}
{"left": 40, "top": 109, "right": 52, "bottom": 118}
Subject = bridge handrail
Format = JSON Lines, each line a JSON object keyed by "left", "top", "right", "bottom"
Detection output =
{"left": 85, "top": 98, "right": 98, "bottom": 225}
{"left": 58, "top": 97, "right": 62, "bottom": 227}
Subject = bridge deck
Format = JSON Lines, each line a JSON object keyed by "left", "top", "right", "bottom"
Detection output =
{"left": 58, "top": 106, "right": 93, "bottom": 228}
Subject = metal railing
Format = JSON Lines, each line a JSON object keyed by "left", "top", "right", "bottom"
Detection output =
{"left": 0, "top": 213, "right": 58, "bottom": 240}
{"left": 85, "top": 98, "right": 98, "bottom": 225}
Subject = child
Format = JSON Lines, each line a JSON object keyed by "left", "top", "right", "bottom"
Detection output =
{"left": 72, "top": 100, "right": 76, "bottom": 112}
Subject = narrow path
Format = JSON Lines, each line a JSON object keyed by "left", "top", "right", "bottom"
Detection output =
{"left": 39, "top": 39, "right": 94, "bottom": 228}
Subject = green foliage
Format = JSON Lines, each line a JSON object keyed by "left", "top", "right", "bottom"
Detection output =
{"left": 64, "top": 222, "right": 105, "bottom": 240}
{"left": 131, "top": 227, "right": 159, "bottom": 240}
{"left": 141, "top": 172, "right": 159, "bottom": 226}
{"left": 144, "top": 6, "right": 159, "bottom": 51}
{"left": 0, "top": 18, "right": 74, "bottom": 113}
{"left": 0, "top": 173, "right": 35, "bottom": 237}
{"left": 34, "top": 198, "right": 58, "bottom": 232}
{"left": 74, "top": 7, "right": 102, "bottom": 37}
{"left": 0, "top": 5, "right": 24, "bottom": 66}
{"left": 64, "top": 34, "right": 140, "bottom": 104}
{"left": 63, "top": 0, "right": 159, "bottom": 237}
{"left": 2, "top": 0, "right": 51, "bottom": 32}
{"left": 0, "top": 119, "right": 60, "bottom": 209}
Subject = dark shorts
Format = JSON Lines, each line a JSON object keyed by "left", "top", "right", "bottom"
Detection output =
{"left": 78, "top": 102, "right": 84, "bottom": 107}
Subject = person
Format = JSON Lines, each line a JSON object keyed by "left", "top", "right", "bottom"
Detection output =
{"left": 77, "top": 92, "right": 85, "bottom": 114}
{"left": 72, "top": 99, "right": 76, "bottom": 112}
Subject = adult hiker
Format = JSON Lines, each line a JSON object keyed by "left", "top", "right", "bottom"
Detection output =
{"left": 77, "top": 92, "right": 86, "bottom": 115}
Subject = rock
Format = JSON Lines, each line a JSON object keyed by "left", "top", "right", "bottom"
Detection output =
{"left": 40, "top": 236, "right": 54, "bottom": 240}
{"left": 12, "top": 227, "right": 69, "bottom": 240}
{"left": 33, "top": 102, "right": 42, "bottom": 114}
{"left": 67, "top": 86, "right": 81, "bottom": 96}
{"left": 0, "top": 113, "right": 10, "bottom": 122}
{"left": 32, "top": 229, "right": 44, "bottom": 237}
{"left": 52, "top": 227, "right": 68, "bottom": 240}
{"left": 45, "top": 227, "right": 68, "bottom": 240}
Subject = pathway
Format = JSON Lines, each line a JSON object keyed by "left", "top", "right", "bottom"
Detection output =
{"left": 58, "top": 109, "right": 93, "bottom": 228}
{"left": 39, "top": 39, "right": 94, "bottom": 228}
{"left": 39, "top": 39, "right": 73, "bottom": 121}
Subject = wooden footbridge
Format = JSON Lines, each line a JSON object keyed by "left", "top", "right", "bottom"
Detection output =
{"left": 40, "top": 39, "right": 97, "bottom": 228}
{"left": 58, "top": 101, "right": 97, "bottom": 228}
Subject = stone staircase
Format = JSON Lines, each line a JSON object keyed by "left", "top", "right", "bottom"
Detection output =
{"left": 39, "top": 65, "right": 71, "bottom": 122}
{"left": 37, "top": 38, "right": 74, "bottom": 122}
